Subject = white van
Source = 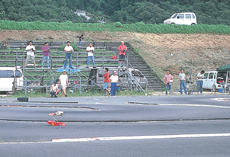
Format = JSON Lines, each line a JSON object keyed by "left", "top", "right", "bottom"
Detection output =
{"left": 0, "top": 67, "right": 23, "bottom": 92}
{"left": 164, "top": 12, "right": 197, "bottom": 25}
{"left": 202, "top": 71, "right": 230, "bottom": 91}
{"left": 89, "top": 68, "right": 148, "bottom": 89}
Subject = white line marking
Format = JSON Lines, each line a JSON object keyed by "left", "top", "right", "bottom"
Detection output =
{"left": 159, "top": 104, "right": 230, "bottom": 109}
{"left": 0, "top": 141, "right": 52, "bottom": 145}
{"left": 52, "top": 133, "right": 230, "bottom": 143}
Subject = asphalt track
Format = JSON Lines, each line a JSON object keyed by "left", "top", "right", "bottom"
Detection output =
{"left": 0, "top": 95, "right": 230, "bottom": 157}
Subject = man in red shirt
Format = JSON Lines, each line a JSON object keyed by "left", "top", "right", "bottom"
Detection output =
{"left": 118, "top": 41, "right": 127, "bottom": 68}
{"left": 103, "top": 68, "right": 111, "bottom": 95}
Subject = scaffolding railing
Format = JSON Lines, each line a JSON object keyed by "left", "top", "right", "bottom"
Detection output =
{"left": 4, "top": 42, "right": 148, "bottom": 95}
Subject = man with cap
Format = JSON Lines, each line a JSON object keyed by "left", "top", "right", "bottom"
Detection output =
{"left": 50, "top": 81, "right": 60, "bottom": 98}
{"left": 64, "top": 41, "right": 74, "bottom": 69}
{"left": 59, "top": 70, "right": 69, "bottom": 97}
{"left": 118, "top": 41, "right": 127, "bottom": 68}
{"left": 110, "top": 71, "right": 119, "bottom": 96}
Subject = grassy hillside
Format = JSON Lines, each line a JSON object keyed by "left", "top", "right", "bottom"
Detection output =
{"left": 1, "top": 20, "right": 230, "bottom": 34}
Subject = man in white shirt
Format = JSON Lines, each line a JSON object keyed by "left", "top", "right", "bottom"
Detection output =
{"left": 110, "top": 71, "right": 119, "bottom": 96}
{"left": 178, "top": 69, "right": 187, "bottom": 95}
{"left": 50, "top": 81, "right": 60, "bottom": 98}
{"left": 59, "top": 70, "right": 69, "bottom": 97}
{"left": 24, "top": 41, "right": 36, "bottom": 68}
{"left": 64, "top": 41, "right": 74, "bottom": 69}
{"left": 197, "top": 70, "right": 205, "bottom": 94}
{"left": 86, "top": 43, "right": 96, "bottom": 68}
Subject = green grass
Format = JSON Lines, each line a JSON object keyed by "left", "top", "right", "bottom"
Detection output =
{"left": 1, "top": 20, "right": 230, "bottom": 34}
{"left": 10, "top": 88, "right": 146, "bottom": 97}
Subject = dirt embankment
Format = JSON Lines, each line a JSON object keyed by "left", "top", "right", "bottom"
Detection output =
{"left": 1, "top": 30, "right": 230, "bottom": 89}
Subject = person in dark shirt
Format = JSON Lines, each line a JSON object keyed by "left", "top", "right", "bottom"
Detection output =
{"left": 78, "top": 35, "right": 84, "bottom": 47}
{"left": 41, "top": 42, "right": 50, "bottom": 68}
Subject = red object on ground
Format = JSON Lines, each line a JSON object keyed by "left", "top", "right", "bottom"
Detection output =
{"left": 47, "top": 120, "right": 66, "bottom": 126}
{"left": 48, "top": 113, "right": 55, "bottom": 116}
{"left": 111, "top": 55, "right": 117, "bottom": 59}
{"left": 47, "top": 120, "right": 55, "bottom": 124}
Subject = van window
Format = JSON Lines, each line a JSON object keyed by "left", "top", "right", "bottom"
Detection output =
{"left": 192, "top": 14, "right": 195, "bottom": 18}
{"left": 172, "top": 14, "right": 178, "bottom": 18}
{"left": 178, "top": 14, "right": 184, "bottom": 19}
{"left": 209, "top": 73, "right": 214, "bottom": 79}
{"left": 217, "top": 72, "right": 227, "bottom": 80}
{"left": 204, "top": 73, "right": 208, "bottom": 79}
{"left": 185, "top": 14, "right": 191, "bottom": 19}
{"left": 0, "top": 70, "right": 14, "bottom": 78}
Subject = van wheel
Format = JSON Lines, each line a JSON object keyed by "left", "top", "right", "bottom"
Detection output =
{"left": 171, "top": 23, "right": 175, "bottom": 25}
{"left": 212, "top": 85, "right": 216, "bottom": 92}
{"left": 191, "top": 23, "right": 196, "bottom": 25}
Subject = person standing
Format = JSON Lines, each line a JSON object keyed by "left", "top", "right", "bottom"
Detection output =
{"left": 59, "top": 70, "right": 69, "bottom": 97}
{"left": 110, "top": 71, "right": 119, "bottom": 96}
{"left": 197, "top": 70, "right": 205, "bottom": 94}
{"left": 164, "top": 70, "right": 173, "bottom": 95}
{"left": 78, "top": 35, "right": 83, "bottom": 47}
{"left": 64, "top": 41, "right": 74, "bottom": 69}
{"left": 24, "top": 41, "right": 36, "bottom": 68}
{"left": 86, "top": 43, "right": 96, "bottom": 68}
{"left": 103, "top": 68, "right": 111, "bottom": 95}
{"left": 50, "top": 81, "right": 60, "bottom": 98}
{"left": 118, "top": 41, "right": 127, "bottom": 68}
{"left": 42, "top": 42, "right": 50, "bottom": 68}
{"left": 178, "top": 69, "right": 187, "bottom": 95}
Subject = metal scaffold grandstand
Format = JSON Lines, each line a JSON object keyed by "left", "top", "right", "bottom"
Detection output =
{"left": 0, "top": 41, "right": 164, "bottom": 95}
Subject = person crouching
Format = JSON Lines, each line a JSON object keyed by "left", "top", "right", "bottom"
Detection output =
{"left": 50, "top": 81, "right": 60, "bottom": 98}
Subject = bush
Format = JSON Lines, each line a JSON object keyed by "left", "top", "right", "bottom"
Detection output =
{"left": 135, "top": 22, "right": 145, "bottom": 25}
{"left": 71, "top": 43, "right": 79, "bottom": 51}
{"left": 114, "top": 22, "right": 122, "bottom": 27}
